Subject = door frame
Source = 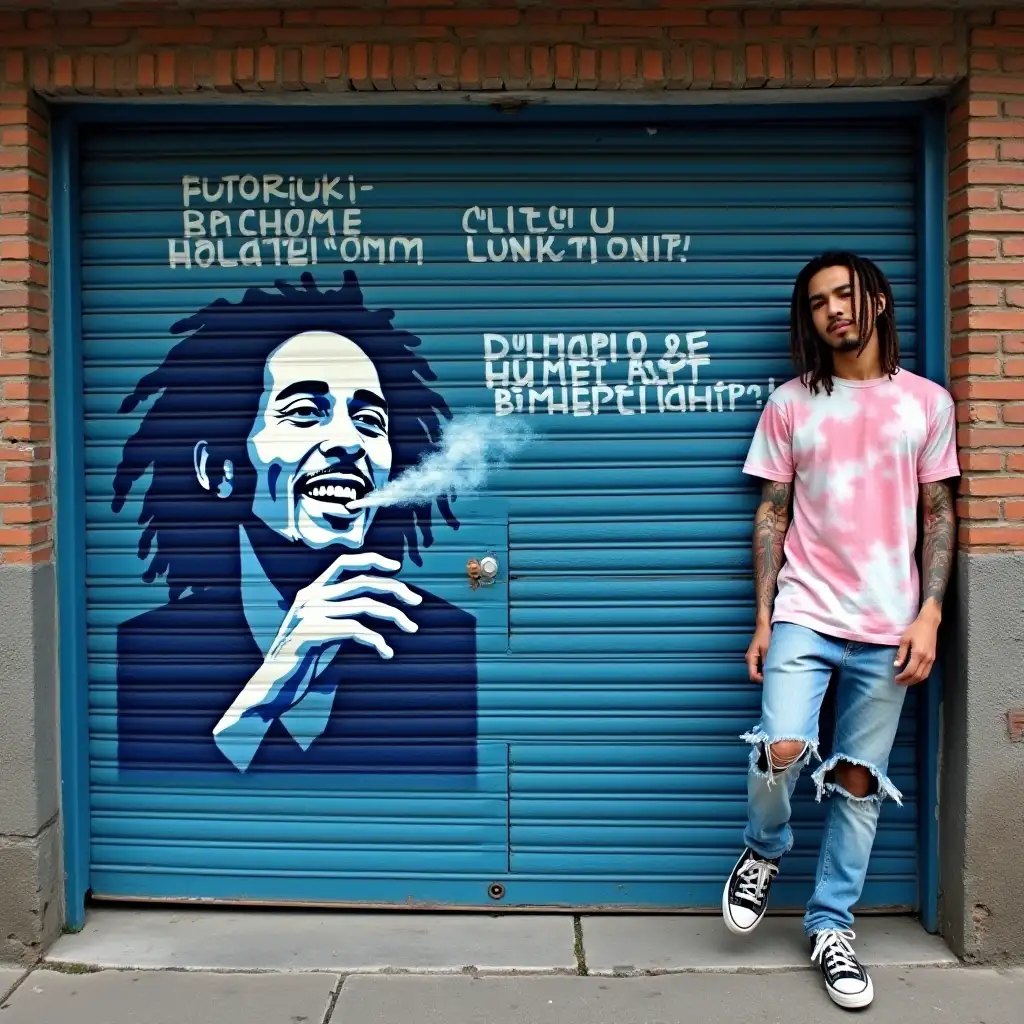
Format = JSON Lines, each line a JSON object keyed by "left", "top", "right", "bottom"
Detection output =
{"left": 52, "top": 97, "right": 949, "bottom": 930}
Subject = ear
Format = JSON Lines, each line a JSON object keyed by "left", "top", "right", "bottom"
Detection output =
{"left": 875, "top": 292, "right": 887, "bottom": 317}
{"left": 193, "top": 441, "right": 235, "bottom": 499}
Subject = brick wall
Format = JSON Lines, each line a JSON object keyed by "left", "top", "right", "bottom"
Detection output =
{"left": 950, "top": 10, "right": 1024, "bottom": 550}
{"left": 0, "top": 88, "right": 49, "bottom": 567}
{"left": 0, "top": 3, "right": 1021, "bottom": 567}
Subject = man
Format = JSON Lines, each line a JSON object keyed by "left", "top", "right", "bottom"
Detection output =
{"left": 722, "top": 252, "right": 958, "bottom": 1010}
{"left": 113, "top": 270, "right": 477, "bottom": 774}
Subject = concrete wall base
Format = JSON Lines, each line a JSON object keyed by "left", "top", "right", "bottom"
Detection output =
{"left": 0, "top": 563, "right": 61, "bottom": 964}
{"left": 0, "top": 819, "right": 61, "bottom": 964}
{"left": 941, "top": 552, "right": 1024, "bottom": 964}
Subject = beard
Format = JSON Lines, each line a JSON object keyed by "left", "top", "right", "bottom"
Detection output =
{"left": 832, "top": 337, "right": 862, "bottom": 353}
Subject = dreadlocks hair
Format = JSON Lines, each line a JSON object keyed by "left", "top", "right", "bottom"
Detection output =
{"left": 789, "top": 251, "right": 900, "bottom": 395}
{"left": 112, "top": 269, "right": 457, "bottom": 602}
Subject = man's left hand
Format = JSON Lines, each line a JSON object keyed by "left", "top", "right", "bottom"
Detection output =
{"left": 894, "top": 612, "right": 939, "bottom": 686}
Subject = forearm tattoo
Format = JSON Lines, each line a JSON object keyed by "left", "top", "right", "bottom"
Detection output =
{"left": 753, "top": 480, "right": 792, "bottom": 621}
{"left": 921, "top": 481, "right": 956, "bottom": 608}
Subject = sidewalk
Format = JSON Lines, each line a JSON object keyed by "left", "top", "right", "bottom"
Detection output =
{"left": 2, "top": 910, "right": 1020, "bottom": 1023}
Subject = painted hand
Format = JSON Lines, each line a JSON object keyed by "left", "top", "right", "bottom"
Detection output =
{"left": 745, "top": 623, "right": 772, "bottom": 683}
{"left": 894, "top": 614, "right": 938, "bottom": 686}
{"left": 213, "top": 552, "right": 422, "bottom": 771}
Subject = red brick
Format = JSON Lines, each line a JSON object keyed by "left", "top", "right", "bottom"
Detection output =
{"left": 959, "top": 427, "right": 1024, "bottom": 448}
{"left": 1011, "top": 453, "right": 1024, "bottom": 472}
{"left": 530, "top": 46, "right": 552, "bottom": 88}
{"left": 578, "top": 47, "right": 598, "bottom": 89}
{"left": 348, "top": 44, "right": 370, "bottom": 88}
{"left": 970, "top": 76, "right": 1024, "bottom": 96}
{"left": 257, "top": 45, "right": 277, "bottom": 83}
{"left": 967, "top": 119, "right": 1024, "bottom": 140}
{"left": 1004, "top": 404, "right": 1024, "bottom": 424}
{"left": 324, "top": 47, "right": 344, "bottom": 87}
{"left": 959, "top": 525, "right": 1024, "bottom": 548}
{"left": 1005, "top": 237, "right": 1024, "bottom": 258}
{"left": 836, "top": 45, "right": 856, "bottom": 85}
{"left": 957, "top": 498, "right": 1001, "bottom": 520}
{"left": 692, "top": 45, "right": 712, "bottom": 87}
{"left": 745, "top": 45, "right": 766, "bottom": 88}
{"left": 196, "top": 11, "right": 281, "bottom": 28}
{"left": 974, "top": 311, "right": 1024, "bottom": 332}
{"left": 371, "top": 44, "right": 392, "bottom": 89}
{"left": 424, "top": 10, "right": 519, "bottom": 27}
{"left": 782, "top": 10, "right": 880, "bottom": 26}
{"left": 951, "top": 334, "right": 1000, "bottom": 357}
{"left": 885, "top": 10, "right": 953, "bottom": 26}
{"left": 597, "top": 11, "right": 706, "bottom": 27}
{"left": 555, "top": 44, "right": 576, "bottom": 87}
{"left": 963, "top": 477, "right": 1024, "bottom": 497}
{"left": 137, "top": 28, "right": 214, "bottom": 45}
{"left": 959, "top": 451, "right": 1004, "bottom": 472}
{"left": 951, "top": 355, "right": 1003, "bottom": 378}
{"left": 1008, "top": 357, "right": 1024, "bottom": 376}
{"left": 91, "top": 11, "right": 162, "bottom": 28}
{"left": 959, "top": 402, "right": 1000, "bottom": 424}
{"left": 2, "top": 503, "right": 51, "bottom": 526}
{"left": 973, "top": 29, "right": 1024, "bottom": 47}
{"left": 0, "top": 525, "right": 49, "bottom": 547}
{"left": 1004, "top": 500, "right": 1024, "bottom": 521}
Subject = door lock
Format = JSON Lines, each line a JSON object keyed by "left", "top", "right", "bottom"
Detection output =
{"left": 467, "top": 555, "right": 499, "bottom": 589}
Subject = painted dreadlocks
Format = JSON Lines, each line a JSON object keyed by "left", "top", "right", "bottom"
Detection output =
{"left": 789, "top": 251, "right": 900, "bottom": 395}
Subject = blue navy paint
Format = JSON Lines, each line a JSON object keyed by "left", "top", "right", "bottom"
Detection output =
{"left": 55, "top": 102, "right": 944, "bottom": 912}
{"left": 112, "top": 270, "right": 477, "bottom": 773}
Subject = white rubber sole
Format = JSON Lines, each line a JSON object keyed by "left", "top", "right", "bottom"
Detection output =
{"left": 824, "top": 974, "right": 874, "bottom": 1011}
{"left": 721, "top": 856, "right": 765, "bottom": 937}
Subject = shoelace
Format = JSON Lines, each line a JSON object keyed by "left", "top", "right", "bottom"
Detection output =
{"left": 734, "top": 857, "right": 778, "bottom": 906}
{"left": 811, "top": 929, "right": 863, "bottom": 978}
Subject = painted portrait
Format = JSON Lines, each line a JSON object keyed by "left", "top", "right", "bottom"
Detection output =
{"left": 112, "top": 270, "right": 477, "bottom": 774}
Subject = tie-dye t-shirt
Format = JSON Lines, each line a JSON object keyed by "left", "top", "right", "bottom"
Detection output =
{"left": 742, "top": 369, "right": 960, "bottom": 646}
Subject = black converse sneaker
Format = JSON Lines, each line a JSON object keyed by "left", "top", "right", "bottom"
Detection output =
{"left": 722, "top": 847, "right": 779, "bottom": 935}
{"left": 810, "top": 929, "right": 874, "bottom": 1010}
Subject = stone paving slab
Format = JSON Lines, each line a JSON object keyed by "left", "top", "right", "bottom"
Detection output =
{"left": 330, "top": 969, "right": 1024, "bottom": 1024}
{"left": 0, "top": 967, "right": 25, "bottom": 1003}
{"left": 581, "top": 914, "right": 957, "bottom": 975}
{"left": 0, "top": 969, "right": 339, "bottom": 1024}
{"left": 46, "top": 908, "right": 577, "bottom": 974}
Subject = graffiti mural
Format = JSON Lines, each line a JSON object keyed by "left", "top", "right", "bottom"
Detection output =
{"left": 113, "top": 270, "right": 477, "bottom": 773}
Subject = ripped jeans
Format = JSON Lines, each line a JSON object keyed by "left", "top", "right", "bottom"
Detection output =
{"left": 742, "top": 622, "right": 908, "bottom": 936}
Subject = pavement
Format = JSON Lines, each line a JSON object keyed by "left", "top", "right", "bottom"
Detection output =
{"left": 0, "top": 910, "right": 1020, "bottom": 1023}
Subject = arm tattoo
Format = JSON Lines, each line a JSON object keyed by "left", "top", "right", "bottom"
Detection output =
{"left": 753, "top": 480, "right": 792, "bottom": 623}
{"left": 921, "top": 480, "right": 956, "bottom": 609}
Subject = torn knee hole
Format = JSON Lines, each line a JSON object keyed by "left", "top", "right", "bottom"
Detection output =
{"left": 831, "top": 761, "right": 877, "bottom": 799}
{"left": 761, "top": 740, "right": 809, "bottom": 774}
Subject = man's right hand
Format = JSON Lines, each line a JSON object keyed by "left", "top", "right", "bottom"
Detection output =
{"left": 745, "top": 623, "right": 772, "bottom": 683}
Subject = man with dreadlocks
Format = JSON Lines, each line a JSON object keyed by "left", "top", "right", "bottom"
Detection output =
{"left": 721, "top": 253, "right": 958, "bottom": 1010}
{"left": 113, "top": 270, "right": 477, "bottom": 775}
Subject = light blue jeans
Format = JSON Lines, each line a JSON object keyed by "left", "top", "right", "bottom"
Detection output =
{"left": 742, "top": 622, "right": 908, "bottom": 936}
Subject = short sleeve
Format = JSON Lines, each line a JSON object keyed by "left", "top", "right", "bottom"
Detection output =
{"left": 918, "top": 399, "right": 960, "bottom": 483}
{"left": 743, "top": 399, "right": 794, "bottom": 482}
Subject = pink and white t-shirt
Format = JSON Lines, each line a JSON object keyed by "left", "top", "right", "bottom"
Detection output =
{"left": 743, "top": 369, "right": 960, "bottom": 646}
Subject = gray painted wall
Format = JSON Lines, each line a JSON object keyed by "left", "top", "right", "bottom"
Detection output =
{"left": 0, "top": 561, "right": 61, "bottom": 963}
{"left": 941, "top": 551, "right": 1024, "bottom": 963}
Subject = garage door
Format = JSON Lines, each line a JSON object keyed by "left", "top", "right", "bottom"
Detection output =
{"left": 76, "top": 110, "right": 926, "bottom": 910}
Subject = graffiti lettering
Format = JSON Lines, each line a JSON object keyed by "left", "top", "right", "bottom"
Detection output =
{"left": 483, "top": 331, "right": 774, "bottom": 416}
{"left": 169, "top": 174, "right": 423, "bottom": 270}
{"left": 463, "top": 206, "right": 691, "bottom": 265}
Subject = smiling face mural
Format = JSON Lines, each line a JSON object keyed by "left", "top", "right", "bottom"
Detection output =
{"left": 245, "top": 330, "right": 394, "bottom": 552}
{"left": 112, "top": 270, "right": 477, "bottom": 774}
